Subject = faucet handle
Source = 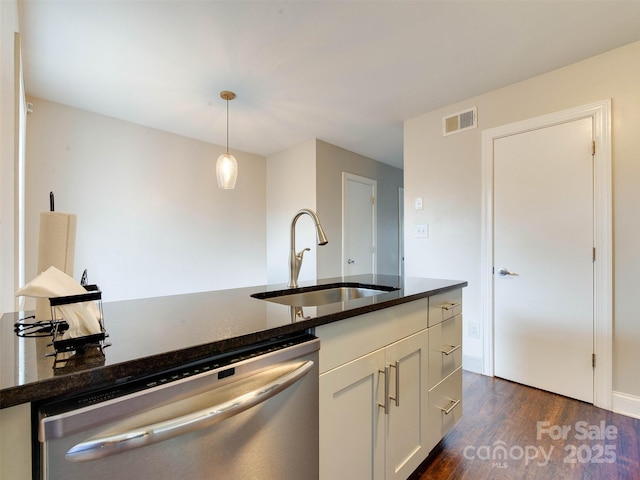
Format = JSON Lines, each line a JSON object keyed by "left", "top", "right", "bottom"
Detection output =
{"left": 296, "top": 247, "right": 311, "bottom": 260}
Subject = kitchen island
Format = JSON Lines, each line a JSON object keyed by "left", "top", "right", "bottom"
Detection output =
{"left": 1, "top": 274, "right": 465, "bottom": 408}
{"left": 0, "top": 274, "right": 466, "bottom": 479}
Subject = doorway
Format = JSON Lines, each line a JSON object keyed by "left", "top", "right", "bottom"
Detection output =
{"left": 480, "top": 100, "right": 612, "bottom": 409}
{"left": 342, "top": 172, "right": 376, "bottom": 276}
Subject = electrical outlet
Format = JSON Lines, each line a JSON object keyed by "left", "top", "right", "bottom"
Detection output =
{"left": 415, "top": 224, "right": 429, "bottom": 238}
{"left": 468, "top": 322, "right": 481, "bottom": 339}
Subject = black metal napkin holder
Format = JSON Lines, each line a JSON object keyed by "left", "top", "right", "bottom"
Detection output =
{"left": 48, "top": 285, "right": 109, "bottom": 364}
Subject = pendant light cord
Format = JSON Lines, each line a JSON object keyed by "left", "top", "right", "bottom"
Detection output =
{"left": 225, "top": 97, "right": 229, "bottom": 154}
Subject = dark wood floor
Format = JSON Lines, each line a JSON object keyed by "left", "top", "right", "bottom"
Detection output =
{"left": 410, "top": 371, "right": 640, "bottom": 480}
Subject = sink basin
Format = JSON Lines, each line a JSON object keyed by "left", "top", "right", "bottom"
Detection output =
{"left": 251, "top": 283, "right": 399, "bottom": 307}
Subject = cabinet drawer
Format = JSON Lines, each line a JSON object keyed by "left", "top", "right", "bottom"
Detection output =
{"left": 316, "top": 299, "right": 428, "bottom": 374}
{"left": 428, "top": 314, "right": 462, "bottom": 388}
{"left": 428, "top": 367, "right": 463, "bottom": 449}
{"left": 428, "top": 289, "right": 462, "bottom": 327}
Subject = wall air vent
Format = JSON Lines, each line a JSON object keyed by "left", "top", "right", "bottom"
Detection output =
{"left": 442, "top": 107, "right": 477, "bottom": 136}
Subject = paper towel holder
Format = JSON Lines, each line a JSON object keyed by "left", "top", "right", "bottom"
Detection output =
{"left": 47, "top": 285, "right": 110, "bottom": 367}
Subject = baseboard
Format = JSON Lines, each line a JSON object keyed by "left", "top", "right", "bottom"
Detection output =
{"left": 612, "top": 391, "right": 640, "bottom": 419}
{"left": 462, "top": 355, "right": 483, "bottom": 374}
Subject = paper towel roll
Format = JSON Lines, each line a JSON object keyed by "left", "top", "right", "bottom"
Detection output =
{"left": 36, "top": 212, "right": 77, "bottom": 320}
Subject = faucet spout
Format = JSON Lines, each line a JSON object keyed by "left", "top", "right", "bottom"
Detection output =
{"left": 288, "top": 208, "right": 329, "bottom": 288}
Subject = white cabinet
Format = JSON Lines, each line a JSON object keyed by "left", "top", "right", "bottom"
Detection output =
{"left": 428, "top": 313, "right": 463, "bottom": 389}
{"left": 427, "top": 366, "right": 463, "bottom": 450}
{"left": 319, "top": 330, "right": 428, "bottom": 480}
{"left": 319, "top": 348, "right": 386, "bottom": 479}
{"left": 317, "top": 289, "right": 463, "bottom": 480}
{"left": 427, "top": 288, "right": 462, "bottom": 327}
{"left": 0, "top": 403, "right": 32, "bottom": 480}
{"left": 383, "top": 330, "right": 430, "bottom": 479}
{"left": 426, "top": 290, "right": 464, "bottom": 454}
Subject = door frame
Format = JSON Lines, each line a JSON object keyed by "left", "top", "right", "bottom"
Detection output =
{"left": 480, "top": 99, "right": 612, "bottom": 409}
{"left": 398, "top": 187, "right": 404, "bottom": 277}
{"left": 342, "top": 172, "right": 377, "bottom": 276}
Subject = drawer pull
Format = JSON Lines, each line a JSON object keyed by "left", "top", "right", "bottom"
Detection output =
{"left": 439, "top": 398, "right": 461, "bottom": 415}
{"left": 440, "top": 302, "right": 461, "bottom": 311}
{"left": 439, "top": 344, "right": 461, "bottom": 356}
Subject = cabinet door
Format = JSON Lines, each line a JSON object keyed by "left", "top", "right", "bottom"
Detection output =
{"left": 385, "top": 330, "right": 429, "bottom": 480}
{"left": 319, "top": 349, "right": 386, "bottom": 480}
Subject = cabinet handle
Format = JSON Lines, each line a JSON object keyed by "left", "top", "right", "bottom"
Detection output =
{"left": 378, "top": 366, "right": 390, "bottom": 414}
{"left": 389, "top": 361, "right": 400, "bottom": 407}
{"left": 438, "top": 398, "right": 461, "bottom": 415}
{"left": 440, "top": 302, "right": 461, "bottom": 311}
{"left": 439, "top": 344, "right": 461, "bottom": 356}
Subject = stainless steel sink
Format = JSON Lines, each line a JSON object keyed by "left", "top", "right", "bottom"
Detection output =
{"left": 251, "top": 283, "right": 398, "bottom": 307}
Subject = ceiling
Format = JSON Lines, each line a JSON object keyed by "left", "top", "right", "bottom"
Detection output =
{"left": 19, "top": 1, "right": 640, "bottom": 169}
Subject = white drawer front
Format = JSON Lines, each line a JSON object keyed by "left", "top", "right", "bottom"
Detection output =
{"left": 428, "top": 314, "right": 462, "bottom": 388}
{"left": 428, "top": 367, "right": 463, "bottom": 449}
{"left": 316, "top": 299, "right": 428, "bottom": 374}
{"left": 428, "top": 289, "right": 462, "bottom": 327}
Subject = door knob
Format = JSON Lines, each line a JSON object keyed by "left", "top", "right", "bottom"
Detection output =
{"left": 347, "top": 259, "right": 356, "bottom": 264}
{"left": 497, "top": 267, "right": 519, "bottom": 277}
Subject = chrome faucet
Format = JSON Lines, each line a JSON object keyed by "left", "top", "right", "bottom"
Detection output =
{"left": 289, "top": 208, "right": 328, "bottom": 288}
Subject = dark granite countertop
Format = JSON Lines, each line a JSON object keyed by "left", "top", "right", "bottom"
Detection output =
{"left": 0, "top": 275, "right": 466, "bottom": 409}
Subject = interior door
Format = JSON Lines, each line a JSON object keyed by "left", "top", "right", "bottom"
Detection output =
{"left": 493, "top": 117, "right": 594, "bottom": 403}
{"left": 343, "top": 173, "right": 376, "bottom": 275}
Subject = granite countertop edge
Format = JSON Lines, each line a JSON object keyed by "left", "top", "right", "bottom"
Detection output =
{"left": 1, "top": 279, "right": 467, "bottom": 409}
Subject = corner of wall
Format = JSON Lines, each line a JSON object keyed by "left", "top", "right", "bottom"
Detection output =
{"left": 266, "top": 140, "right": 318, "bottom": 284}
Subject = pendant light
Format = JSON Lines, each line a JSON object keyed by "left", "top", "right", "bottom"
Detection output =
{"left": 216, "top": 90, "right": 238, "bottom": 189}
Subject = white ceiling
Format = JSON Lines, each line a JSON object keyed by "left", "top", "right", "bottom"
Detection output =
{"left": 19, "top": 0, "right": 640, "bottom": 169}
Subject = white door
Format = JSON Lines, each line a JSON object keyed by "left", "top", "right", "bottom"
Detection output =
{"left": 343, "top": 173, "right": 376, "bottom": 276}
{"left": 493, "top": 117, "right": 594, "bottom": 403}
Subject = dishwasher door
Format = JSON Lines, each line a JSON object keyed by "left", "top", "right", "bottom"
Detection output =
{"left": 38, "top": 336, "right": 319, "bottom": 480}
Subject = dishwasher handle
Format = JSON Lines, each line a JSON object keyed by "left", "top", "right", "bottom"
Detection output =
{"left": 65, "top": 360, "right": 315, "bottom": 462}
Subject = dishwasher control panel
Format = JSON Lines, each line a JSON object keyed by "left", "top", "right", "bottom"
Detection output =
{"left": 37, "top": 332, "right": 317, "bottom": 416}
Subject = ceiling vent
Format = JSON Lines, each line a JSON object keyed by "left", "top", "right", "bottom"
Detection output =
{"left": 442, "top": 107, "right": 477, "bottom": 136}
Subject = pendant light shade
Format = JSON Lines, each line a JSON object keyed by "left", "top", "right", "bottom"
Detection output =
{"left": 216, "top": 91, "right": 238, "bottom": 189}
{"left": 216, "top": 152, "right": 237, "bottom": 189}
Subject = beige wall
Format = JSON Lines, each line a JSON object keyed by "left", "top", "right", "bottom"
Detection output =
{"left": 25, "top": 97, "right": 267, "bottom": 302}
{"left": 266, "top": 139, "right": 317, "bottom": 284}
{"left": 0, "top": 0, "right": 20, "bottom": 314}
{"left": 404, "top": 41, "right": 640, "bottom": 399}
{"left": 316, "top": 139, "right": 403, "bottom": 278}
{"left": 0, "top": 4, "right": 31, "bottom": 479}
{"left": 266, "top": 139, "right": 403, "bottom": 284}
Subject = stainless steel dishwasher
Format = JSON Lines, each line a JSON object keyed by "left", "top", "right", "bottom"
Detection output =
{"left": 36, "top": 333, "right": 319, "bottom": 480}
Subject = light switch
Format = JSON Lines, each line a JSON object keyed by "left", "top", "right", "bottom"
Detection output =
{"left": 415, "top": 224, "right": 429, "bottom": 238}
{"left": 414, "top": 197, "right": 423, "bottom": 210}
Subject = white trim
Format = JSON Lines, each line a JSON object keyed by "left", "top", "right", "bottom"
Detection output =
{"left": 462, "top": 355, "right": 483, "bottom": 374}
{"left": 481, "top": 99, "right": 613, "bottom": 410}
{"left": 341, "top": 172, "right": 377, "bottom": 276}
{"left": 398, "top": 187, "right": 404, "bottom": 277}
{"left": 612, "top": 391, "right": 640, "bottom": 420}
